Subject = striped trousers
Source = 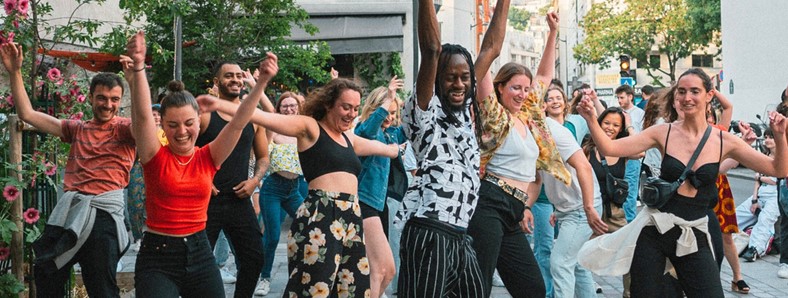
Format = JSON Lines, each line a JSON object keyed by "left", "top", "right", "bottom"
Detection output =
{"left": 397, "top": 217, "right": 486, "bottom": 298}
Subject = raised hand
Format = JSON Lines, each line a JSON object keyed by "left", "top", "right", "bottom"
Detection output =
{"left": 126, "top": 31, "right": 147, "bottom": 69}
{"left": 0, "top": 43, "right": 23, "bottom": 73}
{"left": 330, "top": 67, "right": 339, "bottom": 80}
{"left": 257, "top": 52, "right": 279, "bottom": 84}
{"left": 387, "top": 75, "right": 404, "bottom": 99}
{"left": 738, "top": 121, "right": 757, "bottom": 145}
{"left": 769, "top": 110, "right": 788, "bottom": 136}
{"left": 577, "top": 96, "right": 597, "bottom": 121}
{"left": 546, "top": 12, "right": 559, "bottom": 32}
{"left": 242, "top": 69, "right": 257, "bottom": 87}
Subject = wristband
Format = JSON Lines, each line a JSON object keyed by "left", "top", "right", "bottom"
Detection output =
{"left": 523, "top": 205, "right": 532, "bottom": 211}
{"left": 751, "top": 200, "right": 758, "bottom": 204}
{"left": 133, "top": 65, "right": 146, "bottom": 72}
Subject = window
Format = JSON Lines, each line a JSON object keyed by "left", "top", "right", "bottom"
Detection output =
{"left": 649, "top": 55, "right": 661, "bottom": 69}
{"left": 692, "top": 55, "right": 714, "bottom": 68}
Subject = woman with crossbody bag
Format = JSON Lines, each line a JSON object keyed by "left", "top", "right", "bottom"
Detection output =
{"left": 576, "top": 68, "right": 788, "bottom": 297}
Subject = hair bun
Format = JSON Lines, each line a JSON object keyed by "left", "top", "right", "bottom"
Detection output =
{"left": 167, "top": 80, "right": 185, "bottom": 93}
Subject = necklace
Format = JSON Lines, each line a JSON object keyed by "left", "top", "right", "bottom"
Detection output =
{"left": 171, "top": 148, "right": 196, "bottom": 166}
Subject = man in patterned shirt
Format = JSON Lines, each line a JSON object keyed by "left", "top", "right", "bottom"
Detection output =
{"left": 395, "top": 1, "right": 508, "bottom": 296}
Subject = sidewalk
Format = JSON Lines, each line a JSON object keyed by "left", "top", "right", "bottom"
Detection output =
{"left": 116, "top": 215, "right": 788, "bottom": 297}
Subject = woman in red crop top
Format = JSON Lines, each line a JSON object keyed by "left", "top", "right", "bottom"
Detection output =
{"left": 198, "top": 78, "right": 399, "bottom": 298}
{"left": 123, "top": 31, "right": 276, "bottom": 297}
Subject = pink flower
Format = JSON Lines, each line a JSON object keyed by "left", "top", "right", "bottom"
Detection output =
{"left": 59, "top": 95, "right": 70, "bottom": 102}
{"left": 46, "top": 68, "right": 61, "bottom": 82}
{"left": 3, "top": 185, "right": 20, "bottom": 202}
{"left": 0, "top": 31, "right": 12, "bottom": 44}
{"left": 70, "top": 111, "right": 83, "bottom": 120}
{"left": 23, "top": 208, "right": 40, "bottom": 224}
{"left": 76, "top": 94, "right": 85, "bottom": 103}
{"left": 44, "top": 162, "right": 57, "bottom": 176}
{"left": 12, "top": 19, "right": 18, "bottom": 28}
{"left": 0, "top": 247, "right": 9, "bottom": 261}
{"left": 5, "top": 95, "right": 13, "bottom": 107}
{"left": 70, "top": 86, "right": 80, "bottom": 96}
{"left": 16, "top": 0, "right": 27, "bottom": 16}
{"left": 3, "top": 0, "right": 15, "bottom": 15}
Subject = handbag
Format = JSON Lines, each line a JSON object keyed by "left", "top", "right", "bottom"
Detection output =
{"left": 600, "top": 155, "right": 629, "bottom": 206}
{"left": 641, "top": 125, "right": 712, "bottom": 209}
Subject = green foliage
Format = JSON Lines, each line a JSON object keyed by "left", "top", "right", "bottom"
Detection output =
{"left": 574, "top": 0, "right": 713, "bottom": 85}
{"left": 509, "top": 7, "right": 532, "bottom": 31}
{"left": 685, "top": 0, "right": 721, "bottom": 48}
{"left": 0, "top": 274, "right": 25, "bottom": 297}
{"left": 354, "top": 52, "right": 405, "bottom": 99}
{"left": 105, "top": 0, "right": 334, "bottom": 93}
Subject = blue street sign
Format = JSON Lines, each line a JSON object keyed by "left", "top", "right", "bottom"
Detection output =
{"left": 620, "top": 77, "right": 635, "bottom": 87}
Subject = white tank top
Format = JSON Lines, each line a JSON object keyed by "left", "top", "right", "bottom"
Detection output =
{"left": 486, "top": 126, "right": 538, "bottom": 182}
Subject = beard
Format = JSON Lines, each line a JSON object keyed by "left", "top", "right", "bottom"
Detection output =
{"left": 218, "top": 82, "right": 241, "bottom": 99}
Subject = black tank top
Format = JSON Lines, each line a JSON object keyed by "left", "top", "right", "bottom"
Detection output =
{"left": 195, "top": 111, "right": 255, "bottom": 196}
{"left": 658, "top": 124, "right": 722, "bottom": 220}
{"left": 589, "top": 148, "right": 627, "bottom": 200}
{"left": 299, "top": 125, "right": 362, "bottom": 182}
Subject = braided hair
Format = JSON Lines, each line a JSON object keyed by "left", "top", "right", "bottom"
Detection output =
{"left": 436, "top": 44, "right": 483, "bottom": 136}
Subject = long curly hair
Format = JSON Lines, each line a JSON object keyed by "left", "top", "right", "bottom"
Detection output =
{"left": 302, "top": 78, "right": 362, "bottom": 121}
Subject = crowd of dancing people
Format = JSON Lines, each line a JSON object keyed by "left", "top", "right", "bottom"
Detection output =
{"left": 5, "top": 1, "right": 788, "bottom": 297}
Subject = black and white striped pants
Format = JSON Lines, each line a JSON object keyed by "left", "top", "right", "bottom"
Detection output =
{"left": 397, "top": 217, "right": 486, "bottom": 298}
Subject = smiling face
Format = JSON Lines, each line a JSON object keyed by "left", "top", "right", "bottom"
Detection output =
{"left": 497, "top": 74, "right": 532, "bottom": 114}
{"left": 439, "top": 54, "right": 472, "bottom": 109}
{"left": 278, "top": 97, "right": 300, "bottom": 115}
{"left": 161, "top": 105, "right": 200, "bottom": 155}
{"left": 674, "top": 74, "right": 712, "bottom": 117}
{"left": 88, "top": 85, "right": 123, "bottom": 123}
{"left": 215, "top": 64, "right": 244, "bottom": 100}
{"left": 544, "top": 89, "right": 566, "bottom": 118}
{"left": 381, "top": 100, "right": 398, "bottom": 129}
{"left": 324, "top": 89, "right": 361, "bottom": 132}
{"left": 600, "top": 112, "right": 624, "bottom": 140}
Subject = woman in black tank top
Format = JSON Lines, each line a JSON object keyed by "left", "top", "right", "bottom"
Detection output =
{"left": 577, "top": 68, "right": 788, "bottom": 298}
{"left": 199, "top": 78, "right": 399, "bottom": 298}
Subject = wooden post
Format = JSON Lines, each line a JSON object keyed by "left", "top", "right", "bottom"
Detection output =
{"left": 8, "top": 115, "right": 25, "bottom": 295}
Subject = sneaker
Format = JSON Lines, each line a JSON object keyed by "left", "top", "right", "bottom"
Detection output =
{"left": 492, "top": 271, "right": 504, "bottom": 287}
{"left": 220, "top": 267, "right": 237, "bottom": 284}
{"left": 595, "top": 282, "right": 603, "bottom": 293}
{"left": 778, "top": 263, "right": 788, "bottom": 279}
{"left": 741, "top": 246, "right": 758, "bottom": 262}
{"left": 254, "top": 278, "right": 270, "bottom": 296}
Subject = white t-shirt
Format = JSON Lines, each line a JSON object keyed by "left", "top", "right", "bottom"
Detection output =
{"left": 624, "top": 106, "right": 646, "bottom": 133}
{"left": 540, "top": 118, "right": 602, "bottom": 212}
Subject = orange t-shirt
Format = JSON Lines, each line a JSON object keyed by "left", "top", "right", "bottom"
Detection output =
{"left": 143, "top": 145, "right": 219, "bottom": 235}
{"left": 60, "top": 117, "right": 136, "bottom": 195}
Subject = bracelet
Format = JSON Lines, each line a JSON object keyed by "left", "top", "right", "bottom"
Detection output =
{"left": 523, "top": 205, "right": 532, "bottom": 211}
{"left": 132, "top": 65, "right": 146, "bottom": 72}
{"left": 751, "top": 199, "right": 758, "bottom": 204}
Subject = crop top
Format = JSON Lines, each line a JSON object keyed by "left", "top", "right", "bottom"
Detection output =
{"left": 299, "top": 125, "right": 362, "bottom": 182}
{"left": 658, "top": 124, "right": 722, "bottom": 219}
{"left": 268, "top": 142, "right": 303, "bottom": 175}
{"left": 486, "top": 126, "right": 538, "bottom": 182}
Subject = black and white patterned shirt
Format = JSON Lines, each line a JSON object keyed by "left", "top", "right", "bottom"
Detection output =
{"left": 395, "top": 94, "right": 481, "bottom": 229}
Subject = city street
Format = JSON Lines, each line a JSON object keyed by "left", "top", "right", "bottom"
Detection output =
{"left": 112, "top": 167, "right": 788, "bottom": 297}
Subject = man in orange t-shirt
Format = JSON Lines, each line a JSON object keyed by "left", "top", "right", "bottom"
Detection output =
{"left": 1, "top": 43, "right": 135, "bottom": 298}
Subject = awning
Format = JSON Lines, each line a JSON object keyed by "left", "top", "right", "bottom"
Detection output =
{"left": 290, "top": 15, "right": 404, "bottom": 54}
{"left": 37, "top": 48, "right": 155, "bottom": 72}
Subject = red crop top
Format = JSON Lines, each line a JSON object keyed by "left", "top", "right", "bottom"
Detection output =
{"left": 143, "top": 145, "right": 219, "bottom": 235}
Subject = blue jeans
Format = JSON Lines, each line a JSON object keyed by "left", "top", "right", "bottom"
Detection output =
{"left": 531, "top": 201, "right": 555, "bottom": 298}
{"left": 214, "top": 230, "right": 231, "bottom": 266}
{"left": 623, "top": 160, "right": 641, "bottom": 222}
{"left": 258, "top": 173, "right": 307, "bottom": 278}
{"left": 551, "top": 207, "right": 598, "bottom": 298}
{"left": 780, "top": 180, "right": 788, "bottom": 264}
{"left": 135, "top": 231, "right": 224, "bottom": 298}
{"left": 386, "top": 197, "right": 402, "bottom": 294}
{"left": 34, "top": 210, "right": 121, "bottom": 298}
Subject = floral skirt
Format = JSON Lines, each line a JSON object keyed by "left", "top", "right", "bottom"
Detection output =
{"left": 285, "top": 189, "right": 370, "bottom": 298}
{"left": 714, "top": 174, "right": 739, "bottom": 233}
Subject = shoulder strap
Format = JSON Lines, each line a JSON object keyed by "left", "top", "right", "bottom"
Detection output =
{"left": 719, "top": 130, "right": 723, "bottom": 162}
{"left": 678, "top": 125, "right": 713, "bottom": 183}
